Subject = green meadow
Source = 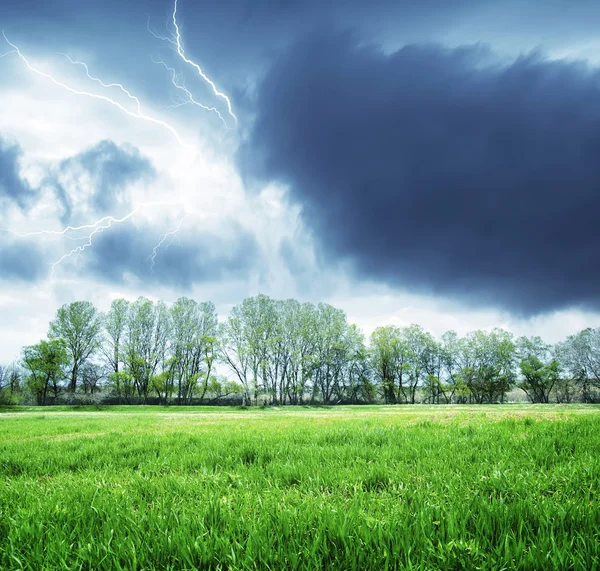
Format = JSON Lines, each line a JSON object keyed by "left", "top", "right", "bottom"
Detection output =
{"left": 1, "top": 405, "right": 599, "bottom": 570}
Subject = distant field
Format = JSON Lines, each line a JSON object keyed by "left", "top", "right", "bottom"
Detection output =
{"left": 1, "top": 405, "right": 599, "bottom": 570}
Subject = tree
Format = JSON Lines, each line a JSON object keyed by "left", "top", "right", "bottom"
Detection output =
{"left": 221, "top": 297, "right": 367, "bottom": 405}
{"left": 80, "top": 363, "right": 104, "bottom": 395}
{"left": 0, "top": 365, "right": 6, "bottom": 394}
{"left": 283, "top": 301, "right": 318, "bottom": 404}
{"left": 109, "top": 371, "right": 135, "bottom": 404}
{"left": 370, "top": 326, "right": 396, "bottom": 403}
{"left": 517, "top": 336, "right": 560, "bottom": 403}
{"left": 310, "top": 303, "right": 362, "bottom": 404}
{"left": 221, "top": 295, "right": 279, "bottom": 405}
{"left": 457, "top": 329, "right": 516, "bottom": 403}
{"left": 370, "top": 326, "right": 408, "bottom": 403}
{"left": 220, "top": 300, "right": 258, "bottom": 405}
{"left": 22, "top": 340, "right": 69, "bottom": 405}
{"left": 169, "top": 298, "right": 218, "bottom": 404}
{"left": 557, "top": 328, "right": 600, "bottom": 402}
{"left": 205, "top": 376, "right": 244, "bottom": 403}
{"left": 48, "top": 301, "right": 102, "bottom": 392}
{"left": 122, "top": 298, "right": 171, "bottom": 402}
{"left": 402, "top": 324, "right": 434, "bottom": 404}
{"left": 343, "top": 326, "right": 374, "bottom": 403}
{"left": 0, "top": 363, "right": 22, "bottom": 404}
{"left": 419, "top": 332, "right": 446, "bottom": 404}
{"left": 440, "top": 331, "right": 464, "bottom": 402}
{"left": 262, "top": 299, "right": 293, "bottom": 405}
{"left": 17, "top": 292, "right": 600, "bottom": 408}
{"left": 102, "top": 298, "right": 130, "bottom": 376}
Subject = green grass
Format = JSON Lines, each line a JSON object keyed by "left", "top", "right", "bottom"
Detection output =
{"left": 1, "top": 405, "right": 599, "bottom": 570}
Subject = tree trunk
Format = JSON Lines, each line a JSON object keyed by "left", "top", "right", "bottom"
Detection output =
{"left": 70, "top": 363, "right": 78, "bottom": 392}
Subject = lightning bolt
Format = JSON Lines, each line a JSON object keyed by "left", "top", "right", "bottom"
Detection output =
{"left": 48, "top": 211, "right": 138, "bottom": 277}
{"left": 60, "top": 54, "right": 151, "bottom": 117}
{"left": 146, "top": 15, "right": 176, "bottom": 47}
{"left": 2, "top": 32, "right": 188, "bottom": 147}
{"left": 148, "top": 0, "right": 237, "bottom": 127}
{"left": 147, "top": 215, "right": 188, "bottom": 272}
{"left": 1, "top": 1, "right": 235, "bottom": 281}
{"left": 151, "top": 56, "right": 228, "bottom": 127}
{"left": 3, "top": 201, "right": 185, "bottom": 278}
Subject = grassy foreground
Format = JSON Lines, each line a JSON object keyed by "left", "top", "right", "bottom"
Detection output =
{"left": 1, "top": 405, "right": 599, "bottom": 570}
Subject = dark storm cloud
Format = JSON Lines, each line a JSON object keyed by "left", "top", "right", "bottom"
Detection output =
{"left": 5, "top": 0, "right": 600, "bottom": 145}
{"left": 9, "top": 0, "right": 599, "bottom": 117}
{"left": 240, "top": 32, "right": 600, "bottom": 314}
{"left": 0, "top": 136, "right": 36, "bottom": 209}
{"left": 83, "top": 222, "right": 260, "bottom": 287}
{"left": 48, "top": 140, "right": 155, "bottom": 222}
{"left": 0, "top": 240, "right": 46, "bottom": 282}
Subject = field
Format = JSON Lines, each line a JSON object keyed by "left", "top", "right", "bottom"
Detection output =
{"left": 1, "top": 405, "right": 599, "bottom": 570}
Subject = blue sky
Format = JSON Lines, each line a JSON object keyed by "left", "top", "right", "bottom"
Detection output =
{"left": 1, "top": 0, "right": 600, "bottom": 359}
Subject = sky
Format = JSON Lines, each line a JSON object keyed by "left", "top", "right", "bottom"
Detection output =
{"left": 1, "top": 0, "right": 600, "bottom": 361}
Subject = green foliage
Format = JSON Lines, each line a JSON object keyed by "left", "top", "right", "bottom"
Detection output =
{"left": 206, "top": 375, "right": 243, "bottom": 401}
{"left": 457, "top": 329, "right": 516, "bottom": 403}
{"left": 518, "top": 336, "right": 561, "bottom": 403}
{"left": 0, "top": 364, "right": 22, "bottom": 405}
{"left": 221, "top": 296, "right": 364, "bottom": 405}
{"left": 557, "top": 328, "right": 600, "bottom": 401}
{"left": 0, "top": 405, "right": 599, "bottom": 569}
{"left": 108, "top": 371, "right": 135, "bottom": 403}
{"left": 5, "top": 295, "right": 600, "bottom": 406}
{"left": 48, "top": 301, "right": 102, "bottom": 392}
{"left": 21, "top": 339, "right": 69, "bottom": 405}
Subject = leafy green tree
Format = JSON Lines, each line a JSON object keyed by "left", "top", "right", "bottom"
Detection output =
{"left": 457, "top": 329, "right": 516, "bottom": 403}
{"left": 123, "top": 298, "right": 171, "bottom": 401}
{"left": 345, "top": 331, "right": 375, "bottom": 403}
{"left": 557, "top": 328, "right": 600, "bottom": 402}
{"left": 22, "top": 339, "right": 69, "bottom": 405}
{"left": 170, "top": 298, "right": 218, "bottom": 404}
{"left": 422, "top": 374, "right": 445, "bottom": 404}
{"left": 283, "top": 301, "right": 319, "bottom": 404}
{"left": 151, "top": 371, "right": 176, "bottom": 404}
{"left": 310, "top": 303, "right": 355, "bottom": 404}
{"left": 221, "top": 297, "right": 368, "bottom": 405}
{"left": 220, "top": 297, "right": 263, "bottom": 405}
{"left": 244, "top": 295, "right": 279, "bottom": 404}
{"left": 102, "top": 298, "right": 130, "bottom": 375}
{"left": 323, "top": 322, "right": 369, "bottom": 404}
{"left": 369, "top": 326, "right": 411, "bottom": 403}
{"left": 517, "top": 336, "right": 560, "bottom": 403}
{"left": 48, "top": 301, "right": 102, "bottom": 392}
{"left": 419, "top": 332, "right": 446, "bottom": 404}
{"left": 402, "top": 324, "right": 434, "bottom": 404}
{"left": 440, "top": 331, "right": 464, "bottom": 403}
{"left": 221, "top": 295, "right": 291, "bottom": 405}
{"left": 108, "top": 371, "right": 135, "bottom": 404}
{"left": 205, "top": 376, "right": 243, "bottom": 403}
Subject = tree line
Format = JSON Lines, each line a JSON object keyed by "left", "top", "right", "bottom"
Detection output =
{"left": 1, "top": 295, "right": 599, "bottom": 406}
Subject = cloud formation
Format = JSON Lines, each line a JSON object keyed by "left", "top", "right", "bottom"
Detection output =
{"left": 48, "top": 140, "right": 156, "bottom": 222}
{"left": 82, "top": 221, "right": 260, "bottom": 288}
{"left": 0, "top": 136, "right": 36, "bottom": 209}
{"left": 0, "top": 240, "right": 46, "bottom": 282}
{"left": 241, "top": 32, "right": 600, "bottom": 314}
